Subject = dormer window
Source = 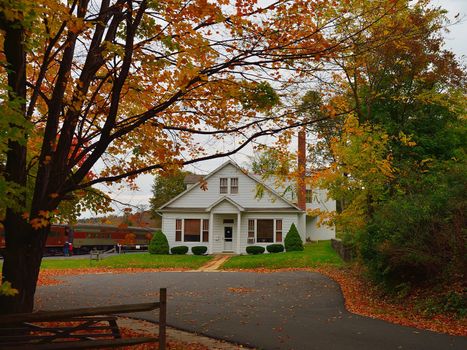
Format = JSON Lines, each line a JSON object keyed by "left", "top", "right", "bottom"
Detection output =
{"left": 220, "top": 178, "right": 228, "bottom": 193}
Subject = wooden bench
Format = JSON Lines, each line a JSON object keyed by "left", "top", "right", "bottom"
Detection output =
{"left": 89, "top": 250, "right": 103, "bottom": 261}
{"left": 0, "top": 288, "right": 167, "bottom": 350}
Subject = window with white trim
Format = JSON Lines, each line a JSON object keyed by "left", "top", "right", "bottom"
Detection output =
{"left": 230, "top": 178, "right": 238, "bottom": 194}
{"left": 247, "top": 219, "right": 283, "bottom": 243}
{"left": 175, "top": 219, "right": 209, "bottom": 243}
{"left": 220, "top": 178, "right": 228, "bottom": 194}
{"left": 219, "top": 177, "right": 239, "bottom": 194}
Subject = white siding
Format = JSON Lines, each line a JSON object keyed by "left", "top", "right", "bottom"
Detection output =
{"left": 306, "top": 188, "right": 335, "bottom": 212}
{"left": 167, "top": 164, "right": 292, "bottom": 209}
{"left": 305, "top": 188, "right": 336, "bottom": 241}
{"left": 211, "top": 200, "right": 240, "bottom": 214}
{"left": 306, "top": 217, "right": 335, "bottom": 241}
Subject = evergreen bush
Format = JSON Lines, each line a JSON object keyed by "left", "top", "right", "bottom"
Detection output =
{"left": 266, "top": 244, "right": 284, "bottom": 253}
{"left": 246, "top": 246, "right": 265, "bottom": 255}
{"left": 192, "top": 246, "right": 208, "bottom": 255}
{"left": 148, "top": 230, "right": 169, "bottom": 254}
{"left": 170, "top": 246, "right": 188, "bottom": 255}
{"left": 284, "top": 223, "right": 303, "bottom": 251}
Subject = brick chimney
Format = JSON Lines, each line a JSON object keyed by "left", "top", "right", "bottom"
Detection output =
{"left": 297, "top": 127, "right": 306, "bottom": 210}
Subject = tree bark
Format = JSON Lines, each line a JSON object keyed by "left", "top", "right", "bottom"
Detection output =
{"left": 0, "top": 7, "right": 42, "bottom": 315}
{"left": 0, "top": 215, "right": 48, "bottom": 314}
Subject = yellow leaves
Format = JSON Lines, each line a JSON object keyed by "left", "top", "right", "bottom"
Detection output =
{"left": 398, "top": 131, "right": 416, "bottom": 147}
{"left": 67, "top": 17, "right": 85, "bottom": 34}
{"left": 30, "top": 210, "right": 51, "bottom": 230}
{"left": 0, "top": 281, "right": 18, "bottom": 297}
{"left": 30, "top": 217, "right": 49, "bottom": 230}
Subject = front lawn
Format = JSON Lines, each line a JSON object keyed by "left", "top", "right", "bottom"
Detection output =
{"left": 221, "top": 240, "right": 343, "bottom": 269}
{"left": 40, "top": 253, "right": 212, "bottom": 270}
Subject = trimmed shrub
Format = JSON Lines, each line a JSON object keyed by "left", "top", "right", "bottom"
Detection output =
{"left": 192, "top": 246, "right": 208, "bottom": 255}
{"left": 266, "top": 244, "right": 284, "bottom": 253}
{"left": 246, "top": 246, "right": 265, "bottom": 255}
{"left": 148, "top": 230, "right": 169, "bottom": 254}
{"left": 170, "top": 246, "right": 188, "bottom": 255}
{"left": 284, "top": 223, "right": 304, "bottom": 251}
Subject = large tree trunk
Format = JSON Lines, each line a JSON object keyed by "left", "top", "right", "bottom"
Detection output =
{"left": 0, "top": 213, "right": 48, "bottom": 314}
{"left": 0, "top": 5, "right": 38, "bottom": 315}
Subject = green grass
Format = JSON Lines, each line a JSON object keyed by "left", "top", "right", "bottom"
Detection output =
{"left": 221, "top": 240, "right": 343, "bottom": 269}
{"left": 39, "top": 253, "right": 213, "bottom": 270}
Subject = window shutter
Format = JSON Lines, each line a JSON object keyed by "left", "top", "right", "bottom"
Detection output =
{"left": 248, "top": 219, "right": 255, "bottom": 244}
{"left": 275, "top": 219, "right": 283, "bottom": 242}
{"left": 175, "top": 219, "right": 182, "bottom": 241}
{"left": 202, "top": 219, "right": 209, "bottom": 242}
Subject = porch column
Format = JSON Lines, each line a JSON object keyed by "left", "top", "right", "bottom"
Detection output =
{"left": 236, "top": 211, "right": 241, "bottom": 254}
{"left": 209, "top": 211, "right": 214, "bottom": 254}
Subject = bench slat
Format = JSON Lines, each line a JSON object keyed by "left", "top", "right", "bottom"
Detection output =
{"left": 0, "top": 302, "right": 160, "bottom": 325}
{"left": 0, "top": 337, "right": 159, "bottom": 350}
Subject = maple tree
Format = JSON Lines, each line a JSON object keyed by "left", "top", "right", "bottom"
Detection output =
{"left": 0, "top": 0, "right": 411, "bottom": 313}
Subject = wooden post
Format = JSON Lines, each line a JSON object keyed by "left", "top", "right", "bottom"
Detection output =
{"left": 159, "top": 288, "right": 167, "bottom": 350}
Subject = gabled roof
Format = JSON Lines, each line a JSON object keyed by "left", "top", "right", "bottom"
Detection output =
{"left": 206, "top": 196, "right": 245, "bottom": 212}
{"left": 158, "top": 160, "right": 304, "bottom": 212}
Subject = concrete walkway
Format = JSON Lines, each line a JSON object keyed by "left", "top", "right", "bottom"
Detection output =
{"left": 35, "top": 271, "right": 467, "bottom": 350}
{"left": 196, "top": 255, "right": 232, "bottom": 271}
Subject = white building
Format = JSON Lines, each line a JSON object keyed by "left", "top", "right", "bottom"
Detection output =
{"left": 158, "top": 161, "right": 335, "bottom": 254}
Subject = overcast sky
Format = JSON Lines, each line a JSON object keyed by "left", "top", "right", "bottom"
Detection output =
{"left": 84, "top": 0, "right": 467, "bottom": 218}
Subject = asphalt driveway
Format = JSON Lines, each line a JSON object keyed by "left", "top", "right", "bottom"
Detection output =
{"left": 35, "top": 271, "right": 466, "bottom": 350}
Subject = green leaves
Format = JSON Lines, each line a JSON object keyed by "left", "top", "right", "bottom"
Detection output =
{"left": 238, "top": 81, "right": 280, "bottom": 112}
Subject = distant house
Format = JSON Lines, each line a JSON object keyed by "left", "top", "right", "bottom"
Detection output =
{"left": 158, "top": 161, "right": 335, "bottom": 254}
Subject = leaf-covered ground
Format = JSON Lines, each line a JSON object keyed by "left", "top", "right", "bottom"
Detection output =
{"left": 315, "top": 266, "right": 467, "bottom": 337}
{"left": 25, "top": 319, "right": 245, "bottom": 350}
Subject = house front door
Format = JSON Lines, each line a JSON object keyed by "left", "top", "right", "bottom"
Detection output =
{"left": 224, "top": 226, "right": 233, "bottom": 251}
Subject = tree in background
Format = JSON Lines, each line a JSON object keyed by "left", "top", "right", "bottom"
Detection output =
{"left": 316, "top": 0, "right": 466, "bottom": 302}
{"left": 149, "top": 170, "right": 189, "bottom": 216}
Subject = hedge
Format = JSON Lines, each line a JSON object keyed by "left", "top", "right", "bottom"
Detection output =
{"left": 246, "top": 246, "right": 265, "bottom": 255}
{"left": 192, "top": 246, "right": 208, "bottom": 255}
{"left": 170, "top": 246, "right": 189, "bottom": 255}
{"left": 266, "top": 244, "right": 284, "bottom": 253}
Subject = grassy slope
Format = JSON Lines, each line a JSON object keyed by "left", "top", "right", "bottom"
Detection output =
{"left": 40, "top": 253, "right": 212, "bottom": 270}
{"left": 221, "top": 240, "right": 343, "bottom": 269}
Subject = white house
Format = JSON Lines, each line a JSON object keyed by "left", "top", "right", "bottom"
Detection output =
{"left": 158, "top": 161, "right": 335, "bottom": 254}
